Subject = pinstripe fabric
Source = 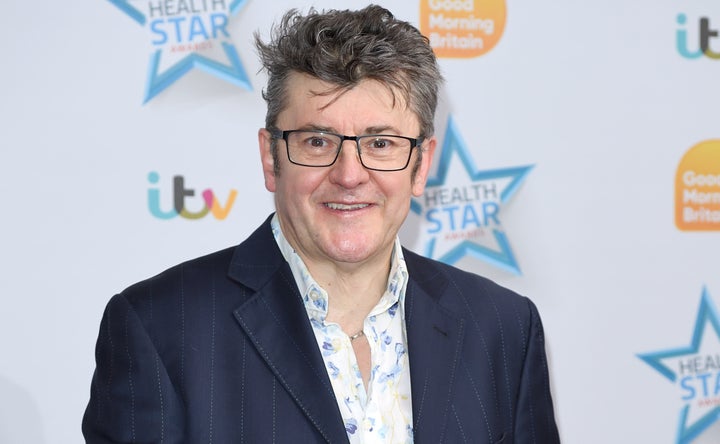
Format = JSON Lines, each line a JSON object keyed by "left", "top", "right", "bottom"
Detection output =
{"left": 83, "top": 215, "right": 559, "bottom": 443}
{"left": 404, "top": 255, "right": 560, "bottom": 443}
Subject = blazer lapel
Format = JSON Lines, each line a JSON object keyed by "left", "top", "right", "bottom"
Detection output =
{"left": 405, "top": 253, "right": 465, "bottom": 443}
{"left": 227, "top": 218, "right": 349, "bottom": 444}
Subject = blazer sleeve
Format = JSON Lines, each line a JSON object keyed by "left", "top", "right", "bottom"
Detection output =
{"left": 513, "top": 299, "right": 561, "bottom": 443}
{"left": 82, "top": 293, "right": 185, "bottom": 443}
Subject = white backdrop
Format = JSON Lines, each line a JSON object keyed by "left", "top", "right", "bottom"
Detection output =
{"left": 2, "top": 1, "right": 720, "bottom": 442}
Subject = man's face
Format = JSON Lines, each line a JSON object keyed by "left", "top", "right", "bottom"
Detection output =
{"left": 258, "top": 72, "right": 436, "bottom": 269}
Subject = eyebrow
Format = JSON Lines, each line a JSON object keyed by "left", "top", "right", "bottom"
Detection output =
{"left": 364, "top": 125, "right": 398, "bottom": 135}
{"left": 295, "top": 124, "right": 401, "bottom": 135}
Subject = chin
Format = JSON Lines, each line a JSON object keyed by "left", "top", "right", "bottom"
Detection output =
{"left": 326, "top": 238, "right": 388, "bottom": 264}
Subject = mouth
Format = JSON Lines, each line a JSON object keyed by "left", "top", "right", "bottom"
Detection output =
{"left": 324, "top": 202, "right": 370, "bottom": 211}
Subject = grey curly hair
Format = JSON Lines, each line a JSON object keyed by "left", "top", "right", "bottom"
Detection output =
{"left": 254, "top": 5, "right": 443, "bottom": 174}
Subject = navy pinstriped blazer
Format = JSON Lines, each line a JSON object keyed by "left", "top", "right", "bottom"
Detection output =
{"left": 83, "top": 215, "right": 560, "bottom": 443}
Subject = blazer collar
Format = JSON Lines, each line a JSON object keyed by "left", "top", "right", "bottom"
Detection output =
{"left": 227, "top": 217, "right": 465, "bottom": 443}
{"left": 227, "top": 214, "right": 286, "bottom": 292}
{"left": 404, "top": 250, "right": 466, "bottom": 442}
{"left": 228, "top": 215, "right": 349, "bottom": 443}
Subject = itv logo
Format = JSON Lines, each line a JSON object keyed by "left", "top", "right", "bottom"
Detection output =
{"left": 677, "top": 13, "right": 720, "bottom": 59}
{"left": 147, "top": 171, "right": 238, "bottom": 220}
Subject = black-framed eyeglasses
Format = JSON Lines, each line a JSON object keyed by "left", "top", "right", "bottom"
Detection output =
{"left": 269, "top": 129, "right": 423, "bottom": 172}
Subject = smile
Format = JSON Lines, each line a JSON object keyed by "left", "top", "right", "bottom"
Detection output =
{"left": 324, "top": 203, "right": 369, "bottom": 210}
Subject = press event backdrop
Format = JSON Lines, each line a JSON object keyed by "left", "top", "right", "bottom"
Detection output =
{"left": 1, "top": 0, "right": 719, "bottom": 442}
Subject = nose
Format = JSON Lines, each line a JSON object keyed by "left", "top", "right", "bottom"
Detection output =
{"left": 327, "top": 140, "right": 369, "bottom": 188}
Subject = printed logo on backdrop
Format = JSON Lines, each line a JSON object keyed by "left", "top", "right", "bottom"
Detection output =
{"left": 638, "top": 288, "right": 720, "bottom": 443}
{"left": 677, "top": 13, "right": 720, "bottom": 59}
{"left": 147, "top": 171, "right": 238, "bottom": 220}
{"left": 410, "top": 116, "right": 532, "bottom": 275}
{"left": 675, "top": 140, "right": 720, "bottom": 231}
{"left": 108, "top": 0, "right": 252, "bottom": 102}
{"left": 419, "top": 0, "right": 506, "bottom": 58}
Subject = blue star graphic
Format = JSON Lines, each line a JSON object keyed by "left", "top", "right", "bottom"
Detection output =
{"left": 410, "top": 115, "right": 532, "bottom": 274}
{"left": 637, "top": 287, "right": 720, "bottom": 444}
{"left": 107, "top": 0, "right": 252, "bottom": 102}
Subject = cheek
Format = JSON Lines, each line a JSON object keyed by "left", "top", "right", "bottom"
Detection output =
{"left": 277, "top": 169, "right": 326, "bottom": 199}
{"left": 376, "top": 177, "right": 416, "bottom": 205}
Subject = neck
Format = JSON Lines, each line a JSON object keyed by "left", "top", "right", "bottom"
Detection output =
{"left": 304, "top": 252, "right": 392, "bottom": 330}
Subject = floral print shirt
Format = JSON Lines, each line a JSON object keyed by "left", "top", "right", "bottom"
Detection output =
{"left": 271, "top": 215, "right": 414, "bottom": 443}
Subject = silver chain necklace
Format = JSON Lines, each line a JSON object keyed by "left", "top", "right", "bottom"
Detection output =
{"left": 349, "top": 330, "right": 365, "bottom": 341}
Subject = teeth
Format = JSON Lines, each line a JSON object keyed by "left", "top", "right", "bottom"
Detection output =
{"left": 325, "top": 203, "right": 369, "bottom": 210}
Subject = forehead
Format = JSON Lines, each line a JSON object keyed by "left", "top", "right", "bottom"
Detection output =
{"left": 278, "top": 72, "right": 419, "bottom": 133}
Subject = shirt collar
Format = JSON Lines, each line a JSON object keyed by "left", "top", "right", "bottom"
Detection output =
{"left": 270, "top": 214, "right": 408, "bottom": 323}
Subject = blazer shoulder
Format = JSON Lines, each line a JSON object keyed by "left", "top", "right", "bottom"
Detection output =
{"left": 403, "top": 247, "right": 536, "bottom": 320}
{"left": 112, "top": 216, "right": 279, "bottom": 313}
{"left": 118, "top": 245, "right": 238, "bottom": 305}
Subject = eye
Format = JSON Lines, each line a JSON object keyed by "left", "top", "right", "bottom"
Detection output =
{"left": 365, "top": 137, "right": 395, "bottom": 150}
{"left": 298, "top": 133, "right": 336, "bottom": 149}
{"left": 308, "top": 136, "right": 328, "bottom": 147}
{"left": 372, "top": 139, "right": 389, "bottom": 149}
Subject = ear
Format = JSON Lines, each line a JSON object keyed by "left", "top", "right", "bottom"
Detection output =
{"left": 412, "top": 136, "right": 436, "bottom": 197}
{"left": 258, "top": 128, "right": 277, "bottom": 192}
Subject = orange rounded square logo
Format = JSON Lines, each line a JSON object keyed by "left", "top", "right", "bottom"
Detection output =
{"left": 419, "top": 0, "right": 506, "bottom": 58}
{"left": 675, "top": 140, "right": 720, "bottom": 231}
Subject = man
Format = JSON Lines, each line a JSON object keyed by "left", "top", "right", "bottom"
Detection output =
{"left": 83, "top": 5, "right": 560, "bottom": 443}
